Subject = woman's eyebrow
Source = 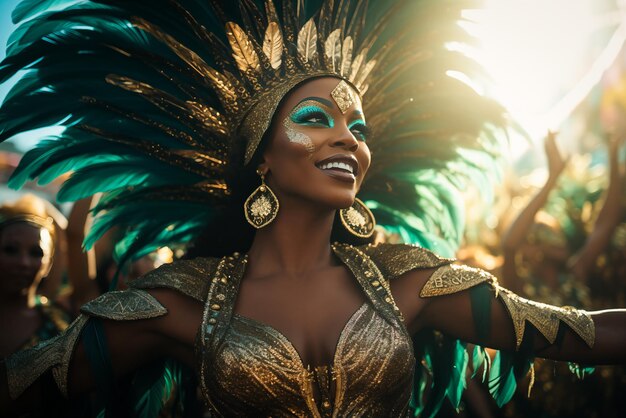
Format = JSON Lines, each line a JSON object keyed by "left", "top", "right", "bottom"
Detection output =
{"left": 293, "top": 97, "right": 334, "bottom": 108}
{"left": 349, "top": 109, "right": 366, "bottom": 122}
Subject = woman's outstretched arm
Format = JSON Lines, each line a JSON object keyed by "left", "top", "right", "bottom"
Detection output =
{"left": 394, "top": 266, "right": 626, "bottom": 365}
{"left": 0, "top": 287, "right": 201, "bottom": 417}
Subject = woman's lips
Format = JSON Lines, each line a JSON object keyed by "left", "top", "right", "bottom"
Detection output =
{"left": 317, "top": 165, "right": 356, "bottom": 183}
{"left": 315, "top": 154, "right": 359, "bottom": 183}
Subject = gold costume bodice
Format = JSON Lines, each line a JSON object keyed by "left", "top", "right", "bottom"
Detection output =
{"left": 203, "top": 302, "right": 414, "bottom": 417}
{"left": 196, "top": 244, "right": 418, "bottom": 417}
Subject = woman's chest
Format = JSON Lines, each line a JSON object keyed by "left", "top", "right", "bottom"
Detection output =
{"left": 201, "top": 303, "right": 415, "bottom": 417}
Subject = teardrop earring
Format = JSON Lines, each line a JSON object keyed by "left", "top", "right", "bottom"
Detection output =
{"left": 339, "top": 197, "right": 375, "bottom": 238}
{"left": 244, "top": 170, "right": 279, "bottom": 229}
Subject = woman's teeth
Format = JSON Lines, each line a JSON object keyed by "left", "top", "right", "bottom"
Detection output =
{"left": 319, "top": 161, "right": 354, "bottom": 174}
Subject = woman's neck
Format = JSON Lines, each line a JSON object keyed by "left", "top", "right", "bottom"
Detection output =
{"left": 247, "top": 197, "right": 337, "bottom": 276}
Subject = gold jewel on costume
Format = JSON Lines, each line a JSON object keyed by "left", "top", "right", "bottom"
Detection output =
{"left": 331, "top": 80, "right": 360, "bottom": 114}
{"left": 340, "top": 197, "right": 376, "bottom": 238}
{"left": 244, "top": 171, "right": 279, "bottom": 229}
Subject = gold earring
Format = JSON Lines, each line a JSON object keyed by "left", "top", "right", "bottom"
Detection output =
{"left": 340, "top": 197, "right": 376, "bottom": 238}
{"left": 244, "top": 170, "right": 279, "bottom": 229}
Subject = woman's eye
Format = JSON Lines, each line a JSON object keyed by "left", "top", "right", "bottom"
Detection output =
{"left": 306, "top": 115, "right": 325, "bottom": 124}
{"left": 291, "top": 106, "right": 333, "bottom": 127}
{"left": 350, "top": 123, "right": 370, "bottom": 141}
{"left": 1, "top": 245, "right": 17, "bottom": 255}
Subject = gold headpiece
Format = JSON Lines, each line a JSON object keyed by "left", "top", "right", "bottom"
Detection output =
{"left": 110, "top": 1, "right": 377, "bottom": 166}
{"left": 0, "top": 194, "right": 55, "bottom": 235}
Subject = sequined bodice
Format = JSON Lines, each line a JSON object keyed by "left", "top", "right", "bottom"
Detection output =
{"left": 196, "top": 244, "right": 416, "bottom": 417}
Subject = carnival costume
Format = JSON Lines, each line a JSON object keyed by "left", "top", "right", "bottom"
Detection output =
{"left": 0, "top": 0, "right": 596, "bottom": 417}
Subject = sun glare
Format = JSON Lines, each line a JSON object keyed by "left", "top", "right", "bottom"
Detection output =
{"left": 462, "top": 0, "right": 625, "bottom": 145}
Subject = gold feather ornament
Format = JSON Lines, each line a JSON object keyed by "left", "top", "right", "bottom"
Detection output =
{"left": 297, "top": 18, "right": 318, "bottom": 64}
{"left": 324, "top": 28, "right": 342, "bottom": 72}
{"left": 340, "top": 36, "right": 353, "bottom": 77}
{"left": 263, "top": 22, "right": 283, "bottom": 69}
{"left": 226, "top": 22, "right": 260, "bottom": 73}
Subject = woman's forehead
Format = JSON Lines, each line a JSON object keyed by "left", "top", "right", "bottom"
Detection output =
{"left": 283, "top": 77, "right": 363, "bottom": 114}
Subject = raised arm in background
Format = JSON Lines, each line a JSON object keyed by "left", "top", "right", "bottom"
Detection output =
{"left": 567, "top": 135, "right": 624, "bottom": 282}
{"left": 501, "top": 131, "right": 567, "bottom": 292}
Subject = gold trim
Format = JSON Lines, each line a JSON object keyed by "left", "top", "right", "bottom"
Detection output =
{"left": 419, "top": 264, "right": 497, "bottom": 297}
{"left": 80, "top": 289, "right": 168, "bottom": 320}
{"left": 6, "top": 315, "right": 89, "bottom": 399}
{"left": 497, "top": 287, "right": 595, "bottom": 349}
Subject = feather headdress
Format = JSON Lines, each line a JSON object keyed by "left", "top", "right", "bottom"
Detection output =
{"left": 0, "top": 0, "right": 505, "bottom": 262}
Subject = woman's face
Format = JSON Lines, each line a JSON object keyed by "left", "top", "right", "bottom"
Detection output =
{"left": 0, "top": 223, "right": 51, "bottom": 296}
{"left": 261, "top": 77, "right": 371, "bottom": 209}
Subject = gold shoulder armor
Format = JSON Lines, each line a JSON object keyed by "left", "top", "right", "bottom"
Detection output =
{"left": 360, "top": 243, "right": 452, "bottom": 279}
{"left": 80, "top": 288, "right": 167, "bottom": 320}
{"left": 6, "top": 315, "right": 89, "bottom": 399}
{"left": 420, "top": 264, "right": 497, "bottom": 297}
{"left": 129, "top": 257, "right": 219, "bottom": 302}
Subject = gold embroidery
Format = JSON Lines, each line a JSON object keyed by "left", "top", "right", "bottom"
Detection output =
{"left": 129, "top": 257, "right": 217, "bottom": 302}
{"left": 361, "top": 243, "right": 453, "bottom": 279}
{"left": 80, "top": 289, "right": 167, "bottom": 320}
{"left": 6, "top": 315, "right": 89, "bottom": 399}
{"left": 196, "top": 245, "right": 414, "bottom": 416}
{"left": 420, "top": 264, "right": 497, "bottom": 297}
{"left": 419, "top": 261, "right": 595, "bottom": 350}
{"left": 497, "top": 287, "right": 595, "bottom": 349}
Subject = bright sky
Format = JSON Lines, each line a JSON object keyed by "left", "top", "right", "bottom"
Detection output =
{"left": 462, "top": 0, "right": 625, "bottom": 143}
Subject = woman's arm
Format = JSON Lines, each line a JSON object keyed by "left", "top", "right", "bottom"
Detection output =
{"left": 0, "top": 287, "right": 202, "bottom": 416}
{"left": 501, "top": 132, "right": 567, "bottom": 291}
{"left": 395, "top": 266, "right": 626, "bottom": 365}
{"left": 65, "top": 197, "right": 103, "bottom": 310}
{"left": 568, "top": 136, "right": 624, "bottom": 281}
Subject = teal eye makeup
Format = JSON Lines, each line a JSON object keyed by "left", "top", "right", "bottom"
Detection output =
{"left": 348, "top": 120, "right": 370, "bottom": 141}
{"left": 289, "top": 101, "right": 334, "bottom": 127}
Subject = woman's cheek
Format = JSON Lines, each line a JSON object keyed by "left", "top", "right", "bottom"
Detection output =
{"left": 282, "top": 118, "right": 316, "bottom": 154}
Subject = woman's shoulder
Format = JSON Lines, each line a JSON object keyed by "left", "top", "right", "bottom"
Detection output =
{"left": 79, "top": 256, "right": 221, "bottom": 321}
{"left": 128, "top": 256, "right": 221, "bottom": 302}
{"left": 350, "top": 242, "right": 497, "bottom": 297}
{"left": 349, "top": 242, "right": 454, "bottom": 278}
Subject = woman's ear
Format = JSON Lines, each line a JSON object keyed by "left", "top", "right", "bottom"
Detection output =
{"left": 256, "top": 161, "right": 270, "bottom": 176}
{"left": 256, "top": 155, "right": 270, "bottom": 176}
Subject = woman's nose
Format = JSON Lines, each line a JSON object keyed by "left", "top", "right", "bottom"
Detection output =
{"left": 331, "top": 125, "right": 359, "bottom": 152}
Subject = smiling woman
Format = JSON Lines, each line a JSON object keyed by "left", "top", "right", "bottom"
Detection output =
{"left": 0, "top": 1, "right": 625, "bottom": 418}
